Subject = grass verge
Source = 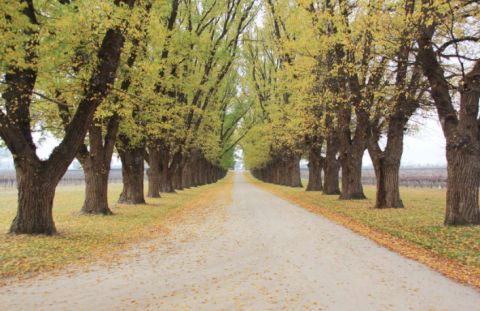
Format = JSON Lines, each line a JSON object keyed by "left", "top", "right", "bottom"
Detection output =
{"left": 0, "top": 174, "right": 232, "bottom": 284}
{"left": 245, "top": 173, "right": 480, "bottom": 289}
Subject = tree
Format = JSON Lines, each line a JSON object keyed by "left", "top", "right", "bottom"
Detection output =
{"left": 141, "top": 0, "right": 255, "bottom": 194}
{"left": 416, "top": 0, "right": 480, "bottom": 224}
{"left": 77, "top": 2, "right": 152, "bottom": 214}
{"left": 366, "top": 0, "right": 426, "bottom": 208}
{"left": 0, "top": 0, "right": 135, "bottom": 234}
{"left": 244, "top": 0, "right": 311, "bottom": 187}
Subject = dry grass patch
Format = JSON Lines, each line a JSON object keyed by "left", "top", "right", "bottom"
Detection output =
{"left": 246, "top": 173, "right": 480, "bottom": 289}
{"left": 0, "top": 174, "right": 232, "bottom": 283}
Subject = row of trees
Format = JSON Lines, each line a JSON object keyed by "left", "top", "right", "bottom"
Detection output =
{"left": 243, "top": 0, "right": 480, "bottom": 225}
{"left": 0, "top": 0, "right": 257, "bottom": 235}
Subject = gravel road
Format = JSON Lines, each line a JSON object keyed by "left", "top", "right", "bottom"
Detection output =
{"left": 1, "top": 173, "right": 479, "bottom": 310}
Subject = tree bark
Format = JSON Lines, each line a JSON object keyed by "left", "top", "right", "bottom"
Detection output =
{"left": 306, "top": 147, "right": 323, "bottom": 191}
{"left": 181, "top": 163, "right": 188, "bottom": 189}
{"left": 190, "top": 152, "right": 200, "bottom": 187}
{"left": 162, "top": 149, "right": 176, "bottom": 193}
{"left": 173, "top": 165, "right": 183, "bottom": 190}
{"left": 371, "top": 156, "right": 403, "bottom": 209}
{"left": 9, "top": 163, "right": 57, "bottom": 235}
{"left": 323, "top": 132, "right": 340, "bottom": 194}
{"left": 182, "top": 158, "right": 193, "bottom": 189}
{"left": 169, "top": 151, "right": 183, "bottom": 191}
{"left": 82, "top": 163, "right": 112, "bottom": 215}
{"left": 445, "top": 147, "right": 480, "bottom": 225}
{"left": 339, "top": 150, "right": 366, "bottom": 200}
{"left": 147, "top": 144, "right": 162, "bottom": 198}
{"left": 118, "top": 145, "right": 145, "bottom": 204}
{"left": 323, "top": 160, "right": 340, "bottom": 194}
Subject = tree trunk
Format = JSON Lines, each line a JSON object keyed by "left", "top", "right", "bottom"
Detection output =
{"left": 163, "top": 169, "right": 175, "bottom": 193}
{"left": 78, "top": 118, "right": 118, "bottom": 215}
{"left": 200, "top": 158, "right": 209, "bottom": 185}
{"left": 182, "top": 159, "right": 192, "bottom": 189}
{"left": 178, "top": 156, "right": 188, "bottom": 189}
{"left": 276, "top": 161, "right": 284, "bottom": 185}
{"left": 81, "top": 161, "right": 112, "bottom": 214}
{"left": 444, "top": 147, "right": 480, "bottom": 225}
{"left": 323, "top": 158, "right": 340, "bottom": 194}
{"left": 118, "top": 146, "right": 145, "bottom": 204}
{"left": 323, "top": 133, "right": 340, "bottom": 194}
{"left": 339, "top": 151, "right": 366, "bottom": 200}
{"left": 306, "top": 148, "right": 323, "bottom": 191}
{"left": 173, "top": 163, "right": 183, "bottom": 190}
{"left": 190, "top": 153, "right": 200, "bottom": 187}
{"left": 10, "top": 164, "right": 57, "bottom": 235}
{"left": 147, "top": 145, "right": 162, "bottom": 198}
{"left": 289, "top": 155, "right": 303, "bottom": 187}
{"left": 368, "top": 112, "right": 408, "bottom": 209}
{"left": 170, "top": 152, "right": 183, "bottom": 191}
{"left": 371, "top": 156, "right": 403, "bottom": 209}
{"left": 158, "top": 147, "right": 174, "bottom": 193}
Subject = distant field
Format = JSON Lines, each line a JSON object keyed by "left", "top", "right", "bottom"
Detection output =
{"left": 0, "top": 167, "right": 448, "bottom": 190}
{"left": 0, "top": 169, "right": 125, "bottom": 189}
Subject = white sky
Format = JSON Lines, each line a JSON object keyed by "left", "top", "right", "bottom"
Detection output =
{"left": 364, "top": 116, "right": 446, "bottom": 167}
{"left": 0, "top": 114, "right": 446, "bottom": 170}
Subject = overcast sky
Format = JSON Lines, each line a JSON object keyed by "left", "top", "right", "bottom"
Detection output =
{"left": 0, "top": 113, "right": 446, "bottom": 170}
{"left": 364, "top": 116, "right": 446, "bottom": 167}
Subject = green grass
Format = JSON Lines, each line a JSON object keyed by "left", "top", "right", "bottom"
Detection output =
{"left": 0, "top": 178, "right": 230, "bottom": 281}
{"left": 250, "top": 176, "right": 480, "bottom": 270}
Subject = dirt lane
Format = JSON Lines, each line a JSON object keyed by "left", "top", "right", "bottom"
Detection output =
{"left": 1, "top": 173, "right": 479, "bottom": 310}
